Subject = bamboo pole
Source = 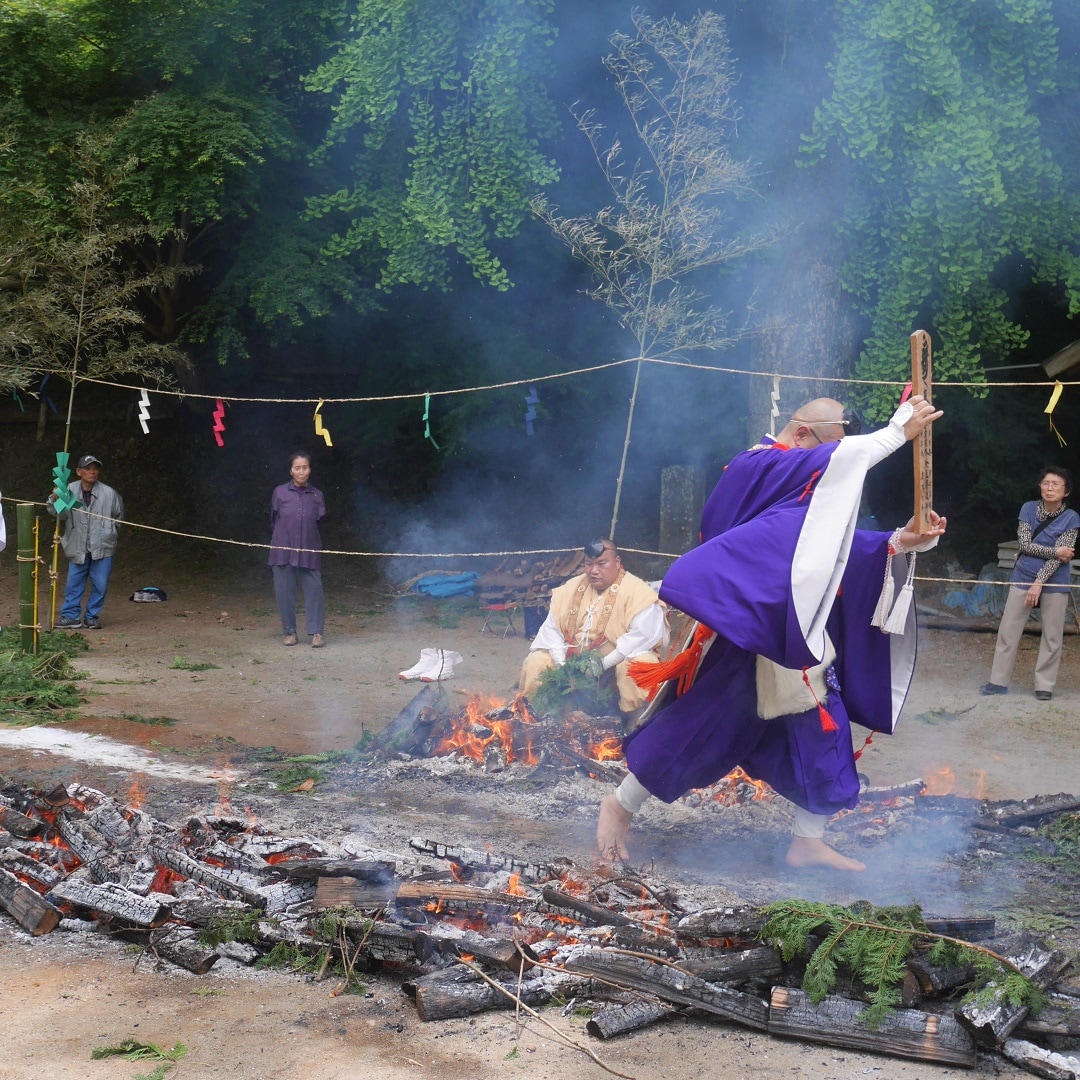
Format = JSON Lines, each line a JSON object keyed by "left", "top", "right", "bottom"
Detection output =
{"left": 17, "top": 504, "right": 38, "bottom": 655}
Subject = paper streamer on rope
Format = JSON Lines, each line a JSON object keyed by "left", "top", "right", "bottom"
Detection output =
{"left": 212, "top": 399, "right": 226, "bottom": 447}
{"left": 769, "top": 376, "right": 780, "bottom": 437}
{"left": 423, "top": 393, "right": 439, "bottom": 449}
{"left": 523, "top": 385, "right": 539, "bottom": 435}
{"left": 137, "top": 389, "right": 151, "bottom": 434}
{"left": 1045, "top": 381, "right": 1066, "bottom": 447}
{"left": 51, "top": 452, "right": 78, "bottom": 512}
{"left": 32, "top": 374, "right": 57, "bottom": 413}
{"left": 314, "top": 399, "right": 333, "bottom": 447}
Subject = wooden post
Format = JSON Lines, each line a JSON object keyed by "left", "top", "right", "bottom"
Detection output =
{"left": 910, "top": 331, "right": 933, "bottom": 534}
{"left": 17, "top": 504, "right": 38, "bottom": 654}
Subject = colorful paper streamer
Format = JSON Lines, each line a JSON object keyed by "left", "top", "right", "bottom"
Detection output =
{"left": 423, "top": 394, "right": 439, "bottom": 449}
{"left": 314, "top": 399, "right": 333, "bottom": 447}
{"left": 1045, "top": 381, "right": 1066, "bottom": 447}
{"left": 51, "top": 452, "right": 78, "bottom": 512}
{"left": 212, "top": 399, "right": 226, "bottom": 447}
{"left": 523, "top": 386, "right": 539, "bottom": 435}
{"left": 137, "top": 389, "right": 151, "bottom": 434}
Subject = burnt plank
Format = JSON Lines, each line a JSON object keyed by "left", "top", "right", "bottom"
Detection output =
{"left": 563, "top": 947, "right": 768, "bottom": 1030}
{"left": 769, "top": 987, "right": 976, "bottom": 1067}
{"left": 0, "top": 867, "right": 61, "bottom": 935}
{"left": 587, "top": 999, "right": 678, "bottom": 1039}
{"left": 955, "top": 932, "right": 1071, "bottom": 1047}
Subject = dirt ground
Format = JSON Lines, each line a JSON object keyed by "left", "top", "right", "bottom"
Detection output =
{"left": 1, "top": 560, "right": 1078, "bottom": 1080}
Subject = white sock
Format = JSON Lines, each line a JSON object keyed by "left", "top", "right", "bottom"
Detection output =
{"left": 791, "top": 807, "right": 827, "bottom": 839}
{"left": 614, "top": 773, "right": 652, "bottom": 814}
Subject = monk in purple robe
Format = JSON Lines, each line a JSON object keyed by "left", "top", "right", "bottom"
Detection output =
{"left": 597, "top": 395, "right": 946, "bottom": 871}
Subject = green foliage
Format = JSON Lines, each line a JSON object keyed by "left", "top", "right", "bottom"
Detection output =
{"left": 1034, "top": 811, "right": 1080, "bottom": 872}
{"left": 117, "top": 713, "right": 179, "bottom": 726}
{"left": 91, "top": 1039, "right": 187, "bottom": 1064}
{"left": 759, "top": 898, "right": 1040, "bottom": 1028}
{"left": 534, "top": 11, "right": 771, "bottom": 361}
{"left": 802, "top": 0, "right": 1080, "bottom": 419}
{"left": 528, "top": 652, "right": 618, "bottom": 719}
{"left": 304, "top": 0, "right": 560, "bottom": 291}
{"left": 0, "top": 131, "right": 191, "bottom": 392}
{"left": 169, "top": 656, "right": 220, "bottom": 671}
{"left": 197, "top": 908, "right": 262, "bottom": 948}
{"left": 0, "top": 628, "right": 87, "bottom": 726}
{"left": 254, "top": 940, "right": 321, "bottom": 973}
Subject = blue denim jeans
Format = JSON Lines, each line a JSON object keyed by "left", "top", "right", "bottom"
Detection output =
{"left": 61, "top": 555, "right": 114, "bottom": 620}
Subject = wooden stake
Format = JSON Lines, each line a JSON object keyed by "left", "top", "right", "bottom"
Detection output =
{"left": 911, "top": 330, "right": 933, "bottom": 534}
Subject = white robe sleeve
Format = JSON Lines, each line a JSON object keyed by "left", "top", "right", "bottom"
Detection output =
{"left": 602, "top": 604, "right": 667, "bottom": 670}
{"left": 529, "top": 610, "right": 567, "bottom": 665}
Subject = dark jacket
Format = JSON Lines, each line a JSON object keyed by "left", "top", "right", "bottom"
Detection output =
{"left": 268, "top": 483, "right": 326, "bottom": 570}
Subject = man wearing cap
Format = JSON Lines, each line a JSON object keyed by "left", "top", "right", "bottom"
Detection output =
{"left": 47, "top": 454, "right": 124, "bottom": 629}
{"left": 518, "top": 539, "right": 668, "bottom": 716}
{"left": 597, "top": 396, "right": 948, "bottom": 872}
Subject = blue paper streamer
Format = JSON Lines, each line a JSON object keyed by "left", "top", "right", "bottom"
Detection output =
{"left": 523, "top": 385, "right": 539, "bottom": 435}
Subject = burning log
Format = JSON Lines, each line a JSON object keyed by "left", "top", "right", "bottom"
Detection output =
{"left": 429, "top": 928, "right": 538, "bottom": 976}
{"left": 394, "top": 880, "right": 534, "bottom": 915}
{"left": 562, "top": 947, "right": 769, "bottom": 1030}
{"left": 586, "top": 999, "right": 678, "bottom": 1039}
{"left": 47, "top": 877, "right": 172, "bottom": 928}
{"left": 55, "top": 810, "right": 120, "bottom": 883}
{"left": 675, "top": 905, "right": 766, "bottom": 945}
{"left": 276, "top": 858, "right": 397, "bottom": 883}
{"left": 982, "top": 793, "right": 1080, "bottom": 829}
{"left": 148, "top": 843, "right": 266, "bottom": 908}
{"left": 370, "top": 684, "right": 447, "bottom": 757}
{"left": 1017, "top": 992, "right": 1080, "bottom": 1039}
{"left": 1002, "top": 1038, "right": 1080, "bottom": 1080}
{"left": 0, "top": 849, "right": 63, "bottom": 890}
{"left": 114, "top": 927, "right": 221, "bottom": 975}
{"left": 540, "top": 885, "right": 635, "bottom": 928}
{"left": 903, "top": 954, "right": 977, "bottom": 1006}
{"left": 403, "top": 964, "right": 567, "bottom": 1022}
{"left": 0, "top": 867, "right": 62, "bottom": 936}
{"left": 313, "top": 876, "right": 397, "bottom": 911}
{"left": 679, "top": 945, "right": 785, "bottom": 989}
{"left": 923, "top": 916, "right": 997, "bottom": 942}
{"left": 0, "top": 803, "right": 44, "bottom": 839}
{"left": 768, "top": 987, "right": 977, "bottom": 1067}
{"left": 408, "top": 838, "right": 558, "bottom": 882}
{"left": 955, "top": 932, "right": 1071, "bottom": 1048}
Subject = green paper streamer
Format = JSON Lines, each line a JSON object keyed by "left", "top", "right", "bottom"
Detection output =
{"left": 51, "top": 452, "right": 79, "bottom": 512}
{"left": 423, "top": 393, "right": 440, "bottom": 449}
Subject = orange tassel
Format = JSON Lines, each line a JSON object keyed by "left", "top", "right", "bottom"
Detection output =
{"left": 853, "top": 733, "right": 874, "bottom": 760}
{"left": 801, "top": 666, "right": 839, "bottom": 733}
{"left": 629, "top": 623, "right": 715, "bottom": 700}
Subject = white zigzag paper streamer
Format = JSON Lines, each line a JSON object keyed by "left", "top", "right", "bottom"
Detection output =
{"left": 769, "top": 376, "right": 780, "bottom": 437}
{"left": 138, "top": 389, "right": 151, "bottom": 434}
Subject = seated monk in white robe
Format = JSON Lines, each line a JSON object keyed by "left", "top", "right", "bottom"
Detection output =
{"left": 519, "top": 539, "right": 667, "bottom": 714}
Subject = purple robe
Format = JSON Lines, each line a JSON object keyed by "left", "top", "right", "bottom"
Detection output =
{"left": 625, "top": 434, "right": 918, "bottom": 816}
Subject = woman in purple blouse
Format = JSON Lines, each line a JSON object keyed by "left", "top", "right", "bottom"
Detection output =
{"left": 269, "top": 451, "right": 327, "bottom": 647}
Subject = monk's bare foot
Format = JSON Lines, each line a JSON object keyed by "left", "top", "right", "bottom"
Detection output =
{"left": 785, "top": 835, "right": 865, "bottom": 872}
{"left": 597, "top": 793, "right": 632, "bottom": 862}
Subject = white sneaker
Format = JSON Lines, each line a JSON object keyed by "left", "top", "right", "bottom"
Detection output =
{"left": 399, "top": 648, "right": 441, "bottom": 681}
{"left": 419, "top": 649, "right": 463, "bottom": 681}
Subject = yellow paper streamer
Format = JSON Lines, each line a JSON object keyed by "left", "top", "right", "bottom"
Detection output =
{"left": 1045, "top": 381, "right": 1066, "bottom": 447}
{"left": 314, "top": 399, "right": 333, "bottom": 447}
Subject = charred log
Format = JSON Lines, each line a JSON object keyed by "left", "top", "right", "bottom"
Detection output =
{"left": 768, "top": 987, "right": 977, "bottom": 1067}
{"left": 954, "top": 932, "right": 1071, "bottom": 1048}
{"left": 586, "top": 998, "right": 678, "bottom": 1039}
{"left": 0, "top": 867, "right": 61, "bottom": 935}
{"left": 563, "top": 947, "right": 769, "bottom": 1030}
{"left": 47, "top": 877, "right": 172, "bottom": 928}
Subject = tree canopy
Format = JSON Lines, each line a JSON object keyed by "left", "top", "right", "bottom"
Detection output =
{"left": 801, "top": 0, "right": 1080, "bottom": 417}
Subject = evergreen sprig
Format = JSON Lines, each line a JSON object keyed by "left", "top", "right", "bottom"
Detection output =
{"left": 759, "top": 898, "right": 1040, "bottom": 1028}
